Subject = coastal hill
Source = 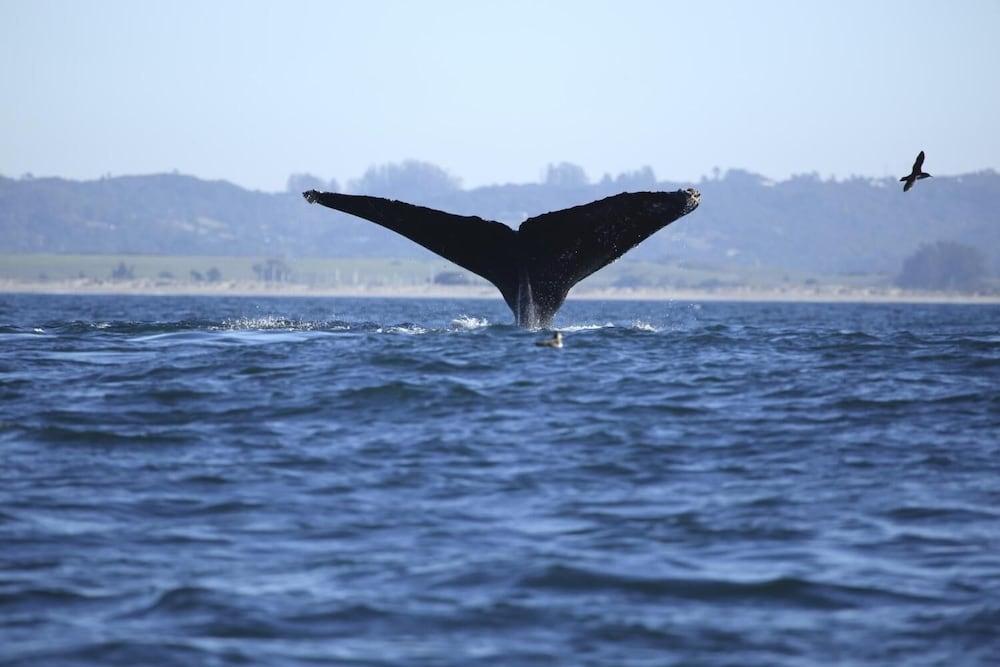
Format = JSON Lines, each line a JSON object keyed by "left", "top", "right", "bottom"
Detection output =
{"left": 2, "top": 164, "right": 997, "bottom": 278}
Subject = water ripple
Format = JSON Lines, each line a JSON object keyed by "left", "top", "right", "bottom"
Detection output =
{"left": 1, "top": 295, "right": 998, "bottom": 666}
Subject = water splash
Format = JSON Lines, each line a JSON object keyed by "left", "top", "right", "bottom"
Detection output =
{"left": 450, "top": 315, "right": 489, "bottom": 330}
{"left": 215, "top": 316, "right": 349, "bottom": 332}
{"left": 377, "top": 324, "right": 428, "bottom": 335}
{"left": 217, "top": 315, "right": 311, "bottom": 331}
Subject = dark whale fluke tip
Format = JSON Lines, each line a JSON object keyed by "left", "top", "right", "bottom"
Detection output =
{"left": 304, "top": 187, "right": 700, "bottom": 327}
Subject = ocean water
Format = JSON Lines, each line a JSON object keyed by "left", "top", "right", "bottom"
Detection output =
{"left": 1, "top": 293, "right": 998, "bottom": 666}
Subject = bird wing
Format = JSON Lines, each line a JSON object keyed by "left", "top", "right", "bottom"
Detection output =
{"left": 913, "top": 151, "right": 925, "bottom": 173}
{"left": 903, "top": 179, "right": 914, "bottom": 192}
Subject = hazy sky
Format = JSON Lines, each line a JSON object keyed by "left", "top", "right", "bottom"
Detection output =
{"left": 2, "top": 0, "right": 998, "bottom": 191}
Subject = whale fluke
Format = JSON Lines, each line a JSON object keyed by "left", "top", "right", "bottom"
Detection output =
{"left": 304, "top": 188, "right": 700, "bottom": 327}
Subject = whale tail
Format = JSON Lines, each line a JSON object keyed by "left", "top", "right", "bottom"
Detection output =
{"left": 304, "top": 189, "right": 700, "bottom": 327}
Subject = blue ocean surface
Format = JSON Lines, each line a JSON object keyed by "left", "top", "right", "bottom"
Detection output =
{"left": 1, "top": 293, "right": 998, "bottom": 666}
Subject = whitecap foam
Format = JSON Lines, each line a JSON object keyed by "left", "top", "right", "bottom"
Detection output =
{"left": 450, "top": 315, "right": 489, "bottom": 330}
{"left": 217, "top": 316, "right": 313, "bottom": 331}
{"left": 557, "top": 322, "right": 615, "bottom": 332}
{"left": 631, "top": 320, "right": 659, "bottom": 332}
{"left": 378, "top": 325, "right": 428, "bottom": 335}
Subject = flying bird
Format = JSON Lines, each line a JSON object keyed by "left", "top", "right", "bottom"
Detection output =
{"left": 900, "top": 151, "right": 932, "bottom": 192}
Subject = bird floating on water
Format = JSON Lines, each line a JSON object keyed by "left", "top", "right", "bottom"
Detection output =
{"left": 535, "top": 331, "right": 563, "bottom": 348}
{"left": 900, "top": 151, "right": 932, "bottom": 192}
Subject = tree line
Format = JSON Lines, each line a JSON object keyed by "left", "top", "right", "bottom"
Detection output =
{"left": 2, "top": 164, "right": 997, "bottom": 285}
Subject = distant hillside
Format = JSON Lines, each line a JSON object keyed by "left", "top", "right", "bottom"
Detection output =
{"left": 1, "top": 167, "right": 998, "bottom": 275}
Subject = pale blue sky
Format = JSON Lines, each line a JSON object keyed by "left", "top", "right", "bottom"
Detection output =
{"left": 2, "top": 0, "right": 998, "bottom": 191}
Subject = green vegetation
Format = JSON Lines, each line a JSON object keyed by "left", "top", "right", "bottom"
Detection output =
{"left": 2, "top": 168, "right": 999, "bottom": 281}
{"left": 896, "top": 241, "right": 987, "bottom": 291}
{"left": 2, "top": 164, "right": 997, "bottom": 295}
{"left": 0, "top": 254, "right": 460, "bottom": 287}
{"left": 0, "top": 253, "right": 898, "bottom": 292}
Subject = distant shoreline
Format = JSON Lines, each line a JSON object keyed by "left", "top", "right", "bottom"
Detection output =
{"left": 3, "top": 278, "right": 998, "bottom": 305}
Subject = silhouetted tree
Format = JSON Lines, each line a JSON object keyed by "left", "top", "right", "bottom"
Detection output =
{"left": 896, "top": 241, "right": 986, "bottom": 291}
{"left": 110, "top": 261, "right": 134, "bottom": 280}
{"left": 544, "top": 162, "right": 588, "bottom": 188}
{"left": 205, "top": 267, "right": 222, "bottom": 282}
{"left": 723, "top": 169, "right": 767, "bottom": 187}
{"left": 350, "top": 160, "right": 460, "bottom": 200}
{"left": 190, "top": 270, "right": 204, "bottom": 282}
{"left": 286, "top": 173, "right": 324, "bottom": 193}
{"left": 4, "top": 168, "right": 1000, "bottom": 277}
{"left": 432, "top": 270, "right": 471, "bottom": 285}
{"left": 252, "top": 258, "right": 292, "bottom": 282}
{"left": 615, "top": 166, "right": 656, "bottom": 190}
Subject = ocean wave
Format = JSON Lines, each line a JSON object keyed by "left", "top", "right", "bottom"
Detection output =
{"left": 7, "top": 640, "right": 213, "bottom": 667}
{"left": 25, "top": 424, "right": 192, "bottom": 447}
{"left": 127, "top": 585, "right": 237, "bottom": 617}
{"left": 42, "top": 319, "right": 212, "bottom": 334}
{"left": 0, "top": 586, "right": 121, "bottom": 609}
{"left": 376, "top": 324, "right": 428, "bottom": 335}
{"left": 3, "top": 295, "right": 998, "bottom": 666}
{"left": 0, "top": 331, "right": 47, "bottom": 341}
{"left": 24, "top": 317, "right": 364, "bottom": 337}
{"left": 450, "top": 314, "right": 490, "bottom": 330}
{"left": 520, "top": 564, "right": 938, "bottom": 609}
{"left": 338, "top": 380, "right": 433, "bottom": 402}
{"left": 557, "top": 322, "right": 615, "bottom": 332}
{"left": 631, "top": 320, "right": 659, "bottom": 332}
{"left": 884, "top": 505, "right": 999, "bottom": 523}
{"left": 286, "top": 602, "right": 394, "bottom": 625}
{"left": 216, "top": 316, "right": 357, "bottom": 332}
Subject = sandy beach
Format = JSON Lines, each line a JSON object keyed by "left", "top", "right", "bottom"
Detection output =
{"left": 3, "top": 278, "right": 998, "bottom": 305}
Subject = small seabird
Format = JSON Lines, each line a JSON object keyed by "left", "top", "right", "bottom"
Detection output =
{"left": 900, "top": 151, "right": 932, "bottom": 192}
{"left": 535, "top": 331, "right": 563, "bottom": 348}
